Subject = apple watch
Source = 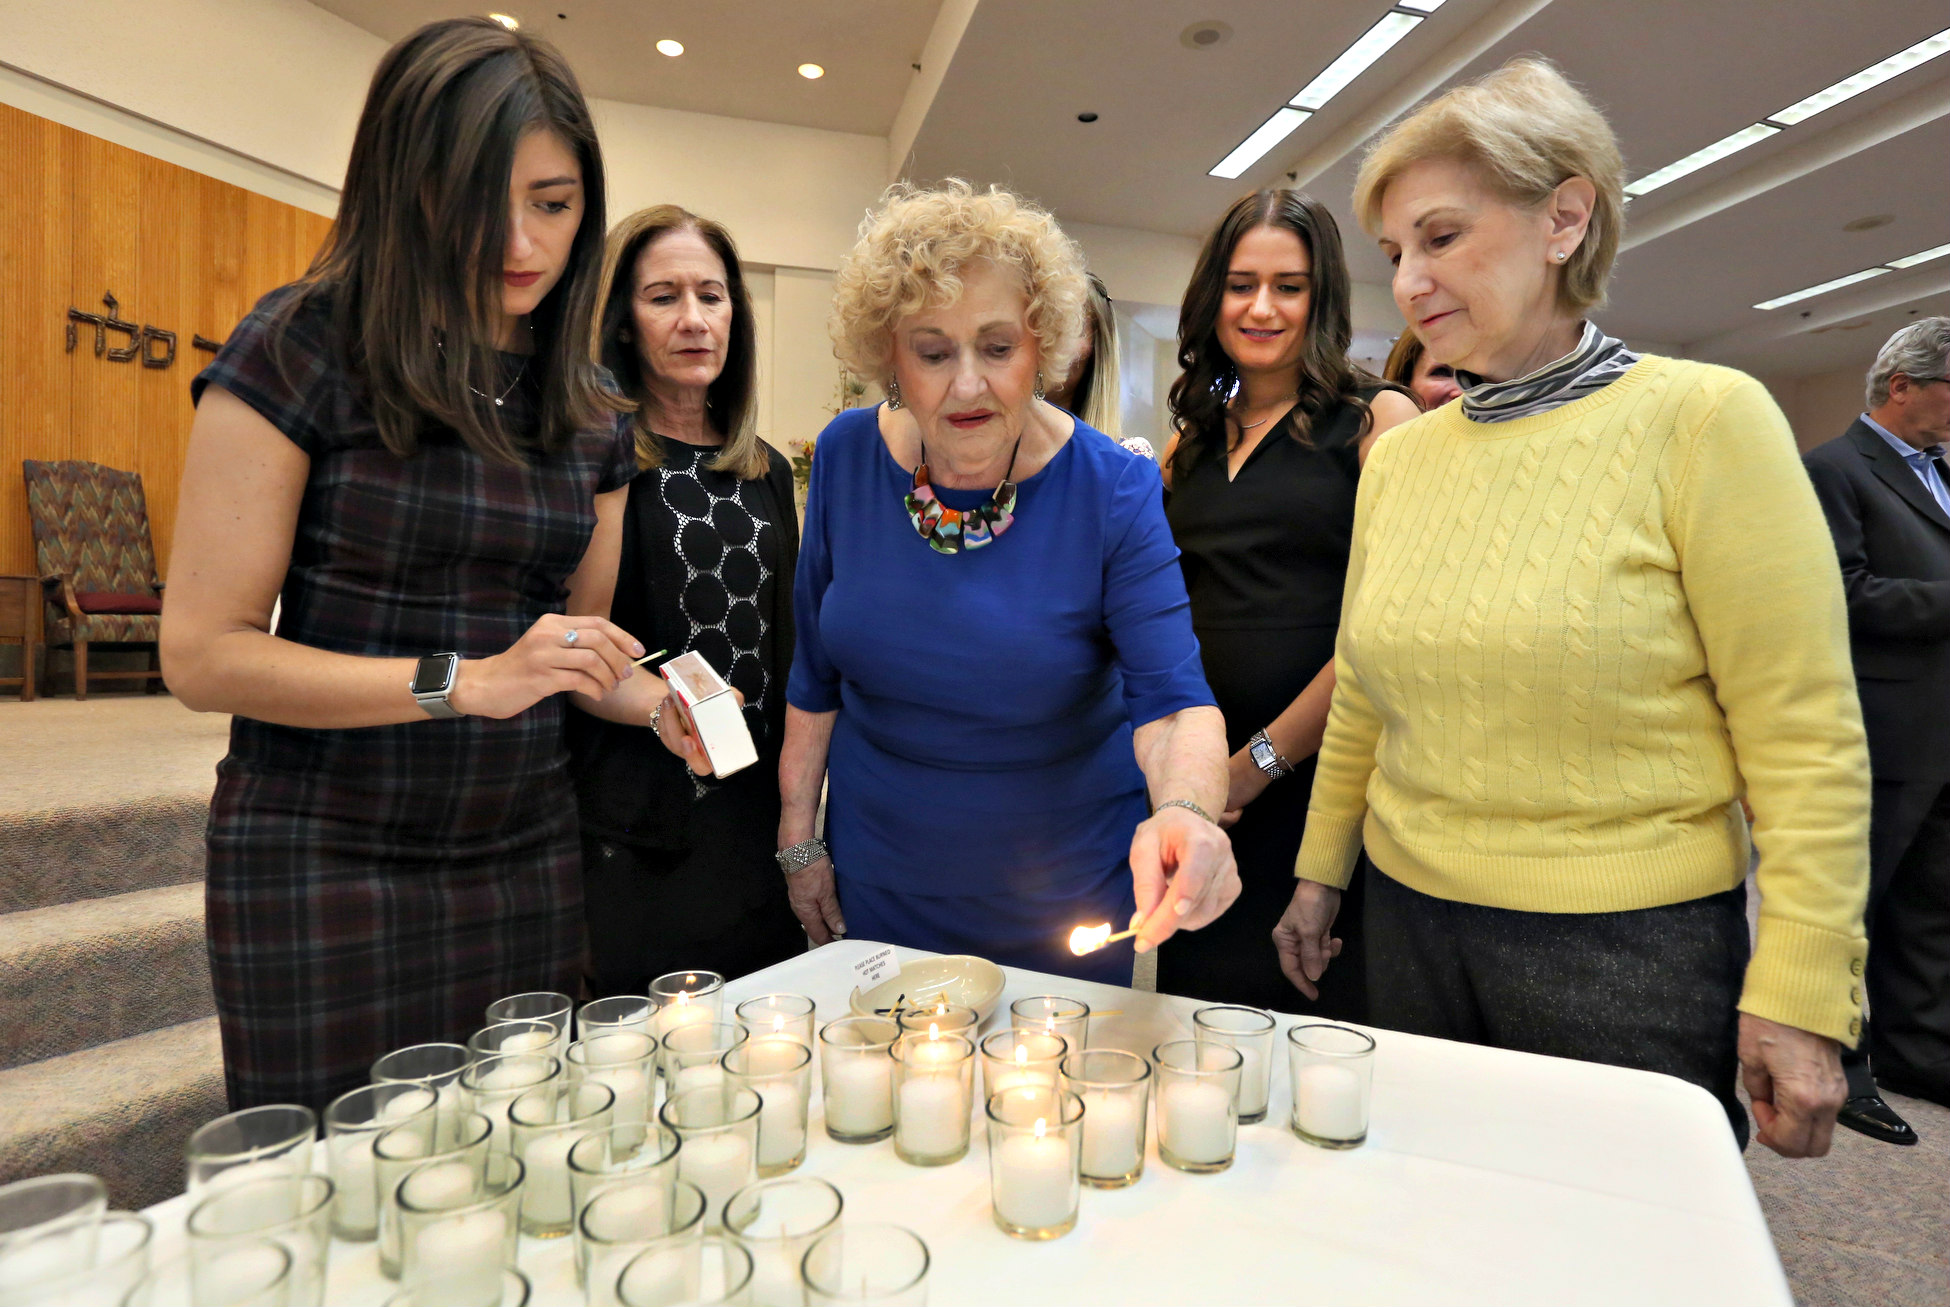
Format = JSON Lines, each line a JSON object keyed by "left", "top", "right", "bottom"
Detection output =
{"left": 411, "top": 652, "right": 463, "bottom": 719}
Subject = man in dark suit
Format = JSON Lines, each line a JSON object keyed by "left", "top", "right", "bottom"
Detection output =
{"left": 1804, "top": 317, "right": 1950, "bottom": 1145}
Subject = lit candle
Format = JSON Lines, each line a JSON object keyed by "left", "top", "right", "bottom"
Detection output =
{"left": 992, "top": 1116, "right": 1073, "bottom": 1232}
{"left": 896, "top": 1075, "right": 965, "bottom": 1158}
{"left": 409, "top": 1208, "right": 507, "bottom": 1304}
{"left": 823, "top": 1053, "right": 894, "bottom": 1137}
{"left": 989, "top": 1044, "right": 1044, "bottom": 1097}
{"left": 678, "top": 1131, "right": 753, "bottom": 1222}
{"left": 1159, "top": 1081, "right": 1233, "bottom": 1165}
{"left": 1296, "top": 1063, "right": 1365, "bottom": 1141}
{"left": 658, "top": 988, "right": 713, "bottom": 1042}
{"left": 1079, "top": 1089, "right": 1141, "bottom": 1178}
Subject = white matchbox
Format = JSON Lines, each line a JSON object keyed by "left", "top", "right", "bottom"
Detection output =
{"left": 658, "top": 651, "right": 758, "bottom": 778}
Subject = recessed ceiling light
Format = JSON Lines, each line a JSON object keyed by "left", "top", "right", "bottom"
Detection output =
{"left": 487, "top": 12, "right": 519, "bottom": 29}
{"left": 1077, "top": 112, "right": 1099, "bottom": 123}
{"left": 1843, "top": 213, "right": 1895, "bottom": 232}
{"left": 1626, "top": 28, "right": 1950, "bottom": 199}
{"left": 1209, "top": 108, "right": 1311, "bottom": 179}
{"left": 1756, "top": 236, "right": 1950, "bottom": 309}
{"left": 1180, "top": 20, "right": 1233, "bottom": 50}
{"left": 798, "top": 63, "right": 825, "bottom": 80}
{"left": 656, "top": 39, "right": 683, "bottom": 57}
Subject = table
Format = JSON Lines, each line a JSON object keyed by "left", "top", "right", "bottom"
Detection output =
{"left": 0, "top": 574, "right": 40, "bottom": 700}
{"left": 142, "top": 940, "right": 1793, "bottom": 1305}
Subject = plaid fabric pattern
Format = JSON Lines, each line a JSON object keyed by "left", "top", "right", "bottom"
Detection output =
{"left": 22, "top": 459, "right": 164, "bottom": 647}
{"left": 193, "top": 284, "right": 636, "bottom": 1110}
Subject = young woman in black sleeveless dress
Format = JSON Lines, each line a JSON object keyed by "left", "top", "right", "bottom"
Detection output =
{"left": 1157, "top": 191, "right": 1418, "bottom": 1016}
{"left": 567, "top": 207, "right": 805, "bottom": 993}
{"left": 163, "top": 21, "right": 702, "bottom": 1111}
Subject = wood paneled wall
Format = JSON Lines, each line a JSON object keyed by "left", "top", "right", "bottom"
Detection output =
{"left": 0, "top": 103, "right": 333, "bottom": 578}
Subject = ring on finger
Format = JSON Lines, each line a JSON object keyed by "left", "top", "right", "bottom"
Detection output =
{"left": 563, "top": 628, "right": 580, "bottom": 647}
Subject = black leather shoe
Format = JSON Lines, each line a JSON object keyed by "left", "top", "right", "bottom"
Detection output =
{"left": 1836, "top": 1095, "right": 1919, "bottom": 1145}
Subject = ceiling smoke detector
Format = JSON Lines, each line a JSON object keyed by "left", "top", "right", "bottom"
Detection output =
{"left": 1181, "top": 20, "right": 1233, "bottom": 50}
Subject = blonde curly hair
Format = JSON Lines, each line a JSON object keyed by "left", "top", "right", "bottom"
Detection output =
{"left": 830, "top": 179, "right": 1090, "bottom": 393}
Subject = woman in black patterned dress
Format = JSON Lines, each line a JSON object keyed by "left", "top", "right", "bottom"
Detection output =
{"left": 567, "top": 207, "right": 804, "bottom": 993}
{"left": 162, "top": 20, "right": 707, "bottom": 1111}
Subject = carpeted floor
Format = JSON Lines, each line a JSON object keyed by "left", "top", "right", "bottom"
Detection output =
{"left": 0, "top": 693, "right": 231, "bottom": 811}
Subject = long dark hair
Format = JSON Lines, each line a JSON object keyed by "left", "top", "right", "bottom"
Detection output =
{"left": 278, "top": 17, "right": 621, "bottom": 463}
{"left": 594, "top": 206, "right": 766, "bottom": 479}
{"left": 1169, "top": 190, "right": 1382, "bottom": 482}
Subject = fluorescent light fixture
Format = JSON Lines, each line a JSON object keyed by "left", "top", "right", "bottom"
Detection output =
{"left": 1890, "top": 241, "right": 1950, "bottom": 269}
{"left": 1754, "top": 266, "right": 1890, "bottom": 310}
{"left": 1397, "top": 0, "right": 1447, "bottom": 10}
{"left": 656, "top": 39, "right": 684, "bottom": 57}
{"left": 1623, "top": 123, "right": 1780, "bottom": 198}
{"left": 1771, "top": 27, "right": 1950, "bottom": 125}
{"left": 1290, "top": 12, "right": 1424, "bottom": 111}
{"left": 1209, "top": 108, "right": 1311, "bottom": 179}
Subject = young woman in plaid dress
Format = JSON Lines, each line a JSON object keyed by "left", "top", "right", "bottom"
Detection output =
{"left": 162, "top": 19, "right": 712, "bottom": 1111}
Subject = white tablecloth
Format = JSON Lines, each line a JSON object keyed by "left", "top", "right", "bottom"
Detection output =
{"left": 143, "top": 939, "right": 1792, "bottom": 1306}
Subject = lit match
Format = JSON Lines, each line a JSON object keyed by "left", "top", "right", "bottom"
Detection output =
{"left": 1068, "top": 922, "right": 1138, "bottom": 956}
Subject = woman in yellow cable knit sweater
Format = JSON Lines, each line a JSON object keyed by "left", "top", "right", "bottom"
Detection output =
{"left": 1282, "top": 58, "right": 1870, "bottom": 1157}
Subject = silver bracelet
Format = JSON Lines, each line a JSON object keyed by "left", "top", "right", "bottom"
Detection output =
{"left": 1155, "top": 798, "right": 1216, "bottom": 825}
{"left": 775, "top": 839, "right": 829, "bottom": 875}
{"left": 650, "top": 700, "right": 666, "bottom": 734}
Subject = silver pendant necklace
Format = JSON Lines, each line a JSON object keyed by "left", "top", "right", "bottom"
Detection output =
{"left": 1231, "top": 393, "right": 1299, "bottom": 432}
{"left": 468, "top": 360, "right": 527, "bottom": 408}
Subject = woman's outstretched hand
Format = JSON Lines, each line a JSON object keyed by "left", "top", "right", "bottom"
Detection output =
{"left": 1273, "top": 879, "right": 1343, "bottom": 999}
{"left": 1130, "top": 806, "right": 1241, "bottom": 951}
{"left": 452, "top": 612, "right": 643, "bottom": 719}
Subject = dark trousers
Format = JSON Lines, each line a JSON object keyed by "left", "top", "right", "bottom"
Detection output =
{"left": 1365, "top": 866, "right": 1750, "bottom": 1146}
{"left": 1844, "top": 778, "right": 1950, "bottom": 1106}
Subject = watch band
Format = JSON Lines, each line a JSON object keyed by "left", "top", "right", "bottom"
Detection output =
{"left": 1155, "top": 798, "right": 1216, "bottom": 824}
{"left": 1249, "top": 729, "right": 1293, "bottom": 780}
{"left": 775, "top": 839, "right": 829, "bottom": 875}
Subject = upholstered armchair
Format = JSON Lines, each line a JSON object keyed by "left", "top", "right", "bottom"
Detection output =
{"left": 21, "top": 460, "right": 167, "bottom": 699}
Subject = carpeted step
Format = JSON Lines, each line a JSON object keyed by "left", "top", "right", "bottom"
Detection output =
{"left": 0, "top": 795, "right": 209, "bottom": 915}
{"left": 0, "top": 882, "right": 211, "bottom": 1069}
{"left": 0, "top": 1016, "right": 225, "bottom": 1210}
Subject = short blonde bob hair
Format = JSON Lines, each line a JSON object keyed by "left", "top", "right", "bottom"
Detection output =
{"left": 831, "top": 179, "right": 1089, "bottom": 392}
{"left": 1353, "top": 57, "right": 1624, "bottom": 313}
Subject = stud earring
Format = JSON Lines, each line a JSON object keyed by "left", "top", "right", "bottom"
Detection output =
{"left": 1554, "top": 250, "right": 1569, "bottom": 262}
{"left": 885, "top": 377, "right": 903, "bottom": 410}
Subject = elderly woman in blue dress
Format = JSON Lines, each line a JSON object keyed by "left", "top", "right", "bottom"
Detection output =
{"left": 777, "top": 181, "right": 1239, "bottom": 981}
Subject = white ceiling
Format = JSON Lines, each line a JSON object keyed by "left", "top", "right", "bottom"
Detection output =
{"left": 310, "top": 0, "right": 942, "bottom": 136}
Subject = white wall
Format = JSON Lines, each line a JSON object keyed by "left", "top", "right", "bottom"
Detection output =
{"left": 1764, "top": 367, "right": 1866, "bottom": 453}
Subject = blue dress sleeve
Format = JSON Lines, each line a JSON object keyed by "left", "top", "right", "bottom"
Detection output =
{"left": 786, "top": 415, "right": 843, "bottom": 713}
{"left": 1102, "top": 453, "right": 1214, "bottom": 727}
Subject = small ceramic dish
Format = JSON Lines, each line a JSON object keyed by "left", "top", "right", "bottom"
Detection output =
{"left": 848, "top": 955, "right": 1006, "bottom": 1024}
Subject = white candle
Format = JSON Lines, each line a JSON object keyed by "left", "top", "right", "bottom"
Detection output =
{"left": 1296, "top": 1063, "right": 1365, "bottom": 1140}
{"left": 195, "top": 1242, "right": 290, "bottom": 1303}
{"left": 746, "top": 1242, "right": 803, "bottom": 1307}
{"left": 583, "top": 1181, "right": 667, "bottom": 1241}
{"left": 400, "top": 1158, "right": 479, "bottom": 1210}
{"left": 198, "top": 1156, "right": 294, "bottom": 1194}
{"left": 658, "top": 994, "right": 713, "bottom": 1042}
{"left": 1079, "top": 1090, "right": 1142, "bottom": 1177}
{"left": 1160, "top": 1081, "right": 1233, "bottom": 1164}
{"left": 895, "top": 1075, "right": 966, "bottom": 1158}
{"left": 823, "top": 1055, "right": 894, "bottom": 1136}
{"left": 671, "top": 1062, "right": 726, "bottom": 1098}
{"left": 331, "top": 1134, "right": 379, "bottom": 1232}
{"left": 755, "top": 1081, "right": 806, "bottom": 1168}
{"left": 1236, "top": 1045, "right": 1269, "bottom": 1118}
{"left": 993, "top": 1120, "right": 1073, "bottom": 1231}
{"left": 677, "top": 1132, "right": 752, "bottom": 1221}
{"left": 519, "top": 1126, "right": 592, "bottom": 1227}
{"left": 496, "top": 1029, "right": 555, "bottom": 1055}
{"left": 410, "top": 1209, "right": 507, "bottom": 1306}
{"left": 588, "top": 1065, "right": 652, "bottom": 1146}
{"left": 617, "top": 1244, "right": 698, "bottom": 1306}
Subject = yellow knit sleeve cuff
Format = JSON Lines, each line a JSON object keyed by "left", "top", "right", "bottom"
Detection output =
{"left": 1294, "top": 809, "right": 1366, "bottom": 890}
{"left": 1739, "top": 913, "right": 1869, "bottom": 1046}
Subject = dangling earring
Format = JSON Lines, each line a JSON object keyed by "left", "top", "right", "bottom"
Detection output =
{"left": 1033, "top": 379, "right": 1047, "bottom": 402}
{"left": 886, "top": 377, "right": 903, "bottom": 410}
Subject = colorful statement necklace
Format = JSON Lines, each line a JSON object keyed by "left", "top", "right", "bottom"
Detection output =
{"left": 905, "top": 436, "right": 1022, "bottom": 554}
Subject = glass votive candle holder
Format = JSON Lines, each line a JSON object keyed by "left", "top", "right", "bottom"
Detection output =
{"left": 723, "top": 1039, "right": 813, "bottom": 1177}
{"left": 617, "top": 1234, "right": 754, "bottom": 1307}
{"left": 978, "top": 1028, "right": 1068, "bottom": 1100}
{"left": 735, "top": 993, "right": 816, "bottom": 1049}
{"left": 568, "top": 1124, "right": 682, "bottom": 1289}
{"left": 0, "top": 1207, "right": 147, "bottom": 1306}
{"left": 1010, "top": 995, "right": 1090, "bottom": 1049}
{"left": 800, "top": 1223, "right": 930, "bottom": 1307}
{"left": 125, "top": 1241, "right": 291, "bottom": 1307}
{"left": 184, "top": 1105, "right": 317, "bottom": 1198}
{"left": 581, "top": 1179, "right": 708, "bottom": 1306}
{"left": 1287, "top": 1023, "right": 1375, "bottom": 1149}
{"left": 894, "top": 1001, "right": 976, "bottom": 1039}
{"left": 373, "top": 1109, "right": 493, "bottom": 1280}
{"left": 0, "top": 1173, "right": 107, "bottom": 1285}
{"left": 985, "top": 1085, "right": 1083, "bottom": 1241}
{"left": 323, "top": 1082, "right": 438, "bottom": 1241}
{"left": 660, "top": 1086, "right": 761, "bottom": 1229}
{"left": 579, "top": 995, "right": 654, "bottom": 1041}
{"left": 568, "top": 1031, "right": 659, "bottom": 1149}
{"left": 186, "top": 1172, "right": 334, "bottom": 1307}
{"left": 1059, "top": 1047, "right": 1152, "bottom": 1188}
{"left": 660, "top": 1022, "right": 748, "bottom": 1098}
{"left": 460, "top": 1052, "right": 561, "bottom": 1153}
{"left": 1193, "top": 1005, "right": 1277, "bottom": 1125}
{"left": 817, "top": 1017, "right": 898, "bottom": 1144}
{"left": 468, "top": 1018, "right": 561, "bottom": 1063}
{"left": 371, "top": 1043, "right": 471, "bottom": 1117}
{"left": 1152, "top": 1039, "right": 1242, "bottom": 1174}
{"left": 510, "top": 1080, "right": 615, "bottom": 1237}
{"left": 890, "top": 1029, "right": 975, "bottom": 1167}
{"left": 384, "top": 1266, "right": 529, "bottom": 1307}
{"left": 723, "top": 1176, "right": 843, "bottom": 1307}
{"left": 398, "top": 1152, "right": 524, "bottom": 1305}
{"left": 484, "top": 991, "right": 573, "bottom": 1062}
{"left": 649, "top": 971, "right": 725, "bottom": 1045}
